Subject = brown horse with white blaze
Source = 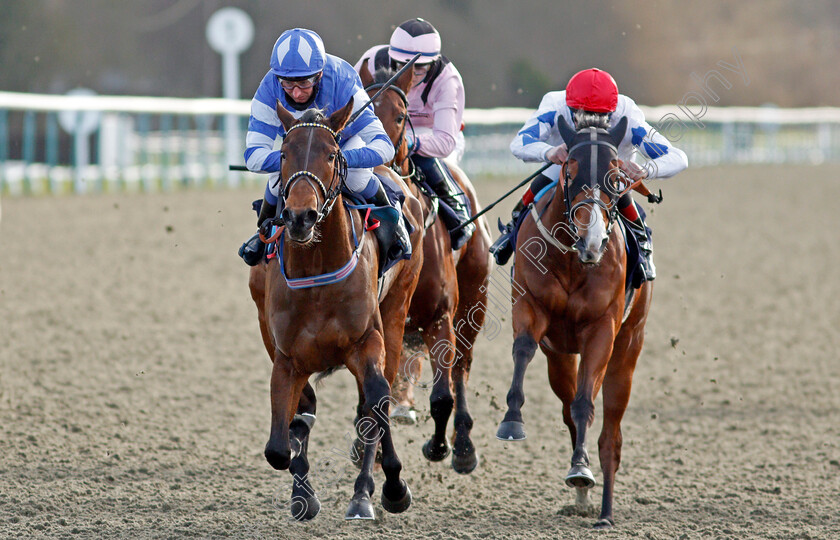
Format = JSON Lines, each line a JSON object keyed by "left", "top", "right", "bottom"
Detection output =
{"left": 359, "top": 62, "right": 493, "bottom": 474}
{"left": 495, "top": 114, "right": 652, "bottom": 528}
{"left": 248, "top": 99, "right": 425, "bottom": 521}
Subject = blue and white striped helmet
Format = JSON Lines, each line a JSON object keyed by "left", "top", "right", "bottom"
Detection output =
{"left": 270, "top": 28, "right": 326, "bottom": 78}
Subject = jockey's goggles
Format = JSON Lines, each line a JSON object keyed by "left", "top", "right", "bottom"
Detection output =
{"left": 394, "top": 60, "right": 432, "bottom": 75}
{"left": 278, "top": 73, "right": 321, "bottom": 90}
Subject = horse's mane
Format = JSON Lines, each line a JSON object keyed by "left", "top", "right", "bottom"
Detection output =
{"left": 298, "top": 108, "right": 327, "bottom": 124}
{"left": 573, "top": 109, "right": 611, "bottom": 130}
{"left": 372, "top": 67, "right": 397, "bottom": 85}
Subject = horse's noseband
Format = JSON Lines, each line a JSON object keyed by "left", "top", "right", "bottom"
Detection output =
{"left": 281, "top": 122, "right": 348, "bottom": 224}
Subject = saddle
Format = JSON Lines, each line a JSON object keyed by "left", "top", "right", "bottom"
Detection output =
{"left": 344, "top": 172, "right": 415, "bottom": 277}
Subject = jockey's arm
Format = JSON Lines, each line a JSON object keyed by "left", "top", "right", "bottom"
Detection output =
{"left": 340, "top": 87, "right": 395, "bottom": 169}
{"left": 244, "top": 73, "right": 284, "bottom": 175}
{"left": 624, "top": 103, "right": 689, "bottom": 179}
{"left": 510, "top": 91, "right": 565, "bottom": 163}
{"left": 413, "top": 77, "right": 462, "bottom": 157}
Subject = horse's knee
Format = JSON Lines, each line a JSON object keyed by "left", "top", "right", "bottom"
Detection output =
{"left": 429, "top": 392, "right": 454, "bottom": 422}
{"left": 571, "top": 395, "right": 595, "bottom": 426}
{"left": 512, "top": 334, "right": 538, "bottom": 361}
{"left": 265, "top": 444, "right": 292, "bottom": 471}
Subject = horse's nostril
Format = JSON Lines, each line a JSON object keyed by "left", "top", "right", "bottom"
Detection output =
{"left": 304, "top": 209, "right": 318, "bottom": 226}
{"left": 281, "top": 208, "right": 293, "bottom": 224}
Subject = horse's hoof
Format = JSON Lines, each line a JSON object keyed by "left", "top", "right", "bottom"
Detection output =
{"left": 290, "top": 494, "right": 320, "bottom": 521}
{"left": 593, "top": 518, "right": 614, "bottom": 529}
{"left": 390, "top": 405, "right": 417, "bottom": 425}
{"left": 451, "top": 449, "right": 479, "bottom": 474}
{"left": 565, "top": 464, "right": 596, "bottom": 488}
{"left": 345, "top": 494, "right": 375, "bottom": 520}
{"left": 381, "top": 480, "right": 412, "bottom": 514}
{"left": 496, "top": 421, "right": 526, "bottom": 441}
{"left": 422, "top": 439, "right": 451, "bottom": 462}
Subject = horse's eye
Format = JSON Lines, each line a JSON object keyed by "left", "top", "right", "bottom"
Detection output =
{"left": 280, "top": 151, "right": 286, "bottom": 160}
{"left": 396, "top": 114, "right": 406, "bottom": 123}
{"left": 329, "top": 152, "right": 337, "bottom": 161}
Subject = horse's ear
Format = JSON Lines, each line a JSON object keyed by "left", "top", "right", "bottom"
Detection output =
{"left": 329, "top": 97, "right": 355, "bottom": 132}
{"left": 395, "top": 63, "right": 413, "bottom": 94}
{"left": 276, "top": 99, "right": 295, "bottom": 132}
{"left": 608, "top": 116, "right": 628, "bottom": 147}
{"left": 557, "top": 114, "right": 577, "bottom": 146}
{"left": 359, "top": 59, "right": 374, "bottom": 88}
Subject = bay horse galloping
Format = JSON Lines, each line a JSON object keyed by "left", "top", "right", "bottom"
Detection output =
{"left": 495, "top": 114, "right": 652, "bottom": 528}
{"left": 248, "top": 101, "right": 425, "bottom": 520}
{"left": 360, "top": 62, "right": 493, "bottom": 474}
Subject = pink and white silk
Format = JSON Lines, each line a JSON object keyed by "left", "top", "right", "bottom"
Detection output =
{"left": 356, "top": 45, "right": 466, "bottom": 162}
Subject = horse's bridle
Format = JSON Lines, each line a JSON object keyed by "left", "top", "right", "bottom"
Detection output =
{"left": 562, "top": 129, "right": 622, "bottom": 236}
{"left": 364, "top": 82, "right": 417, "bottom": 179}
{"left": 280, "top": 121, "right": 348, "bottom": 224}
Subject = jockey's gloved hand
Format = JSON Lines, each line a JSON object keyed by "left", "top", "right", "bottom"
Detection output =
{"left": 647, "top": 190, "right": 663, "bottom": 204}
{"left": 545, "top": 144, "right": 568, "bottom": 164}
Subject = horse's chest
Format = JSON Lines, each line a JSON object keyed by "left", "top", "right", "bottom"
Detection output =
{"left": 273, "top": 296, "right": 375, "bottom": 360}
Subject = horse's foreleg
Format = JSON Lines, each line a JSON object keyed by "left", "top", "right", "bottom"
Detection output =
{"left": 546, "top": 352, "right": 592, "bottom": 512}
{"left": 248, "top": 263, "right": 274, "bottom": 359}
{"left": 497, "top": 298, "right": 549, "bottom": 441}
{"left": 346, "top": 333, "right": 411, "bottom": 519}
{"left": 565, "top": 323, "right": 616, "bottom": 493}
{"left": 595, "top": 293, "right": 650, "bottom": 528}
{"left": 450, "top": 261, "right": 487, "bottom": 474}
{"left": 420, "top": 314, "right": 455, "bottom": 463}
{"left": 265, "top": 357, "right": 308, "bottom": 472}
{"left": 288, "top": 382, "right": 320, "bottom": 521}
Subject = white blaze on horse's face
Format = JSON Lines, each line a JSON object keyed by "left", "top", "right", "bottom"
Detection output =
{"left": 572, "top": 187, "right": 609, "bottom": 265}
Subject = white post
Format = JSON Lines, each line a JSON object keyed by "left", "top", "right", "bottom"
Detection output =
{"left": 206, "top": 8, "right": 254, "bottom": 188}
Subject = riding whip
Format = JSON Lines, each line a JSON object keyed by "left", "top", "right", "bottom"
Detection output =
{"left": 450, "top": 162, "right": 552, "bottom": 232}
{"left": 337, "top": 52, "right": 422, "bottom": 139}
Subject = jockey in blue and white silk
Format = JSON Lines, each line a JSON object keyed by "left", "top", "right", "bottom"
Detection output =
{"left": 238, "top": 28, "right": 411, "bottom": 267}
{"left": 510, "top": 91, "right": 688, "bottom": 181}
{"left": 244, "top": 29, "right": 395, "bottom": 208}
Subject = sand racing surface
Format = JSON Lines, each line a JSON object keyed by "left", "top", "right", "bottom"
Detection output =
{"left": 1, "top": 164, "right": 839, "bottom": 539}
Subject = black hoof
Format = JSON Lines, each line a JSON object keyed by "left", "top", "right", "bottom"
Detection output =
{"left": 345, "top": 494, "right": 375, "bottom": 520}
{"left": 290, "top": 494, "right": 320, "bottom": 521}
{"left": 422, "top": 439, "right": 451, "bottom": 462}
{"left": 565, "top": 464, "right": 596, "bottom": 488}
{"left": 496, "top": 420, "right": 526, "bottom": 441}
{"left": 593, "top": 518, "right": 614, "bottom": 529}
{"left": 451, "top": 449, "right": 478, "bottom": 474}
{"left": 381, "top": 480, "right": 412, "bottom": 514}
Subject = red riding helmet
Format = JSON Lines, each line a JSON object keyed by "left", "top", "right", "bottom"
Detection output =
{"left": 565, "top": 68, "right": 618, "bottom": 113}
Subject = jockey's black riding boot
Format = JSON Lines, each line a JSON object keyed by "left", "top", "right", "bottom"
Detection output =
{"left": 624, "top": 216, "right": 656, "bottom": 281}
{"left": 489, "top": 199, "right": 526, "bottom": 266}
{"left": 369, "top": 182, "right": 412, "bottom": 260}
{"left": 413, "top": 156, "right": 475, "bottom": 250}
{"left": 238, "top": 199, "right": 277, "bottom": 266}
